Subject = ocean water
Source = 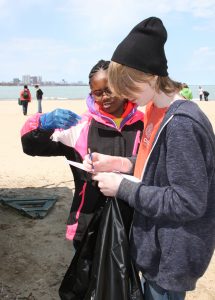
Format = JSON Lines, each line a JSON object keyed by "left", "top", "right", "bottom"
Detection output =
{"left": 0, "top": 84, "right": 214, "bottom": 100}
{"left": 189, "top": 85, "right": 215, "bottom": 100}
{"left": 0, "top": 85, "right": 90, "bottom": 100}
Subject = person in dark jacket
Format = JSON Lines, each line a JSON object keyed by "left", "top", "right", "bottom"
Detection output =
{"left": 21, "top": 60, "right": 144, "bottom": 250}
{"left": 203, "top": 90, "right": 209, "bottom": 101}
{"left": 83, "top": 18, "right": 215, "bottom": 300}
{"left": 34, "top": 84, "right": 43, "bottom": 113}
{"left": 19, "top": 85, "right": 31, "bottom": 115}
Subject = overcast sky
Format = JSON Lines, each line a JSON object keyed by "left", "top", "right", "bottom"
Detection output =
{"left": 0, "top": 0, "right": 215, "bottom": 84}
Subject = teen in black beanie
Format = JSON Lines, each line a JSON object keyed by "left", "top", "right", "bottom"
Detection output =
{"left": 112, "top": 16, "right": 168, "bottom": 76}
{"left": 84, "top": 16, "right": 215, "bottom": 300}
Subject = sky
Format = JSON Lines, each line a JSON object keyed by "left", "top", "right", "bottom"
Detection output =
{"left": 0, "top": 0, "right": 215, "bottom": 85}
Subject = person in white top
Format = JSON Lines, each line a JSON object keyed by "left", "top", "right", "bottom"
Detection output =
{"left": 198, "top": 86, "right": 203, "bottom": 101}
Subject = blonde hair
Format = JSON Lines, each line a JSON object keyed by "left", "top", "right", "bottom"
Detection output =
{"left": 108, "top": 62, "right": 182, "bottom": 98}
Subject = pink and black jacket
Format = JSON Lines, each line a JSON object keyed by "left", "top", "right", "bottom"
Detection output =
{"left": 21, "top": 95, "right": 144, "bottom": 242}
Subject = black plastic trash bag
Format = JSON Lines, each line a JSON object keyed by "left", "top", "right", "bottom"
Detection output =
{"left": 59, "top": 197, "right": 144, "bottom": 300}
{"left": 59, "top": 204, "right": 103, "bottom": 300}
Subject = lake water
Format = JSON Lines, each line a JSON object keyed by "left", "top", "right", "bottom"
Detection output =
{"left": 187, "top": 85, "right": 215, "bottom": 100}
{"left": 0, "top": 85, "right": 90, "bottom": 100}
{"left": 0, "top": 85, "right": 214, "bottom": 100}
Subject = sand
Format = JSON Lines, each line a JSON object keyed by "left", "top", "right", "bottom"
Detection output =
{"left": 0, "top": 99, "right": 215, "bottom": 299}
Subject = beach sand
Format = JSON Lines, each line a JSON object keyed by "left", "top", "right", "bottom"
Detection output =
{"left": 0, "top": 99, "right": 215, "bottom": 299}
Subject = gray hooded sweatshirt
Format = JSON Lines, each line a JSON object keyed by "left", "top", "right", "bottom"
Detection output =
{"left": 117, "top": 100, "right": 215, "bottom": 291}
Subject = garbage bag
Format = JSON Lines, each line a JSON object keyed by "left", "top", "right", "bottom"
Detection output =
{"left": 59, "top": 197, "right": 144, "bottom": 300}
{"left": 59, "top": 204, "right": 103, "bottom": 300}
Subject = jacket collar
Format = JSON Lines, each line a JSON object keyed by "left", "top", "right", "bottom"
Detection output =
{"left": 86, "top": 94, "right": 143, "bottom": 129}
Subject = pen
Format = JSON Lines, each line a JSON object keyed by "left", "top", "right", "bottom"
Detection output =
{"left": 88, "top": 148, "right": 94, "bottom": 172}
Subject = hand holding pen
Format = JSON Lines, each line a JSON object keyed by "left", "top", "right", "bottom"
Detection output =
{"left": 85, "top": 150, "right": 123, "bottom": 195}
{"left": 83, "top": 151, "right": 123, "bottom": 173}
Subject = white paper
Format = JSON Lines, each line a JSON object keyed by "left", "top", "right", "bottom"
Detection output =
{"left": 121, "top": 174, "right": 141, "bottom": 182}
{"left": 67, "top": 159, "right": 88, "bottom": 171}
{"left": 66, "top": 159, "right": 141, "bottom": 183}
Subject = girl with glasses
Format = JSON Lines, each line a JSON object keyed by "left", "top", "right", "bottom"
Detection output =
{"left": 20, "top": 59, "right": 144, "bottom": 251}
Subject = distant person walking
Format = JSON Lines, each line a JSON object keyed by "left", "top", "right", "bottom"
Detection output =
{"left": 35, "top": 85, "right": 43, "bottom": 113}
{"left": 203, "top": 90, "right": 209, "bottom": 101}
{"left": 198, "top": 86, "right": 204, "bottom": 101}
{"left": 19, "top": 85, "right": 31, "bottom": 115}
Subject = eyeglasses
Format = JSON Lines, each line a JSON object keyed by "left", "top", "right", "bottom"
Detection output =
{"left": 91, "top": 87, "right": 112, "bottom": 98}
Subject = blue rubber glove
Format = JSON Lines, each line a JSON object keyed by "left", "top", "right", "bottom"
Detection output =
{"left": 39, "top": 108, "right": 81, "bottom": 130}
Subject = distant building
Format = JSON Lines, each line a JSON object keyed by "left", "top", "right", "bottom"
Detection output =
{"left": 22, "top": 75, "right": 31, "bottom": 85}
{"left": 30, "top": 76, "right": 42, "bottom": 85}
{"left": 37, "top": 76, "right": 42, "bottom": 84}
{"left": 13, "top": 78, "right": 20, "bottom": 85}
{"left": 0, "top": 75, "right": 87, "bottom": 86}
{"left": 30, "top": 76, "right": 38, "bottom": 85}
{"left": 22, "top": 75, "right": 42, "bottom": 85}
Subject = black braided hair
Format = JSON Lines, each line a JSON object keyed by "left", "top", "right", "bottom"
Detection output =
{"left": 89, "top": 60, "right": 110, "bottom": 85}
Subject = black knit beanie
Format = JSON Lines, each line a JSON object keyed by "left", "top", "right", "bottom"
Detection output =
{"left": 111, "top": 17, "right": 168, "bottom": 76}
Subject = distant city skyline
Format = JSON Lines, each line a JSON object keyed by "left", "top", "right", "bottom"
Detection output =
{"left": 0, "top": 74, "right": 88, "bottom": 86}
{"left": 0, "top": 1, "right": 215, "bottom": 84}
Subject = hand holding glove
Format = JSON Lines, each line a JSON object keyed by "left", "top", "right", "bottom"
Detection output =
{"left": 39, "top": 108, "right": 81, "bottom": 130}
